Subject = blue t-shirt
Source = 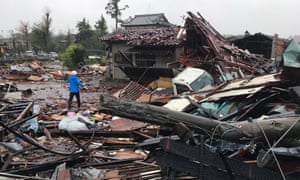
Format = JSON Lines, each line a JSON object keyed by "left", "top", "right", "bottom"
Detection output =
{"left": 68, "top": 75, "right": 83, "bottom": 93}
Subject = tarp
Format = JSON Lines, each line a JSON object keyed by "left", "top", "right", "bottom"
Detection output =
{"left": 283, "top": 38, "right": 300, "bottom": 68}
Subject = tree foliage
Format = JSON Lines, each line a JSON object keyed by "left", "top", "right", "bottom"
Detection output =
{"left": 105, "top": 0, "right": 128, "bottom": 31}
{"left": 15, "top": 7, "right": 109, "bottom": 58}
{"left": 41, "top": 9, "right": 52, "bottom": 49}
{"left": 30, "top": 8, "right": 52, "bottom": 52}
{"left": 19, "top": 21, "right": 30, "bottom": 50}
{"left": 62, "top": 43, "right": 85, "bottom": 69}
{"left": 75, "top": 16, "right": 109, "bottom": 55}
{"left": 95, "top": 15, "right": 108, "bottom": 36}
{"left": 30, "top": 23, "right": 45, "bottom": 52}
{"left": 94, "top": 15, "right": 109, "bottom": 50}
{"left": 76, "top": 18, "right": 93, "bottom": 48}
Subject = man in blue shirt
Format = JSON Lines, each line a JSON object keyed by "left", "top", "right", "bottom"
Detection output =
{"left": 67, "top": 70, "right": 83, "bottom": 110}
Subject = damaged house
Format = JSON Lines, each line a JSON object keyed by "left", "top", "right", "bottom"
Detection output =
{"left": 98, "top": 12, "right": 299, "bottom": 179}
{"left": 97, "top": 37, "right": 300, "bottom": 179}
{"left": 228, "top": 32, "right": 288, "bottom": 61}
{"left": 178, "top": 12, "right": 287, "bottom": 81}
{"left": 101, "top": 13, "right": 181, "bottom": 83}
{"left": 102, "top": 12, "right": 287, "bottom": 85}
{"left": 0, "top": 11, "right": 298, "bottom": 180}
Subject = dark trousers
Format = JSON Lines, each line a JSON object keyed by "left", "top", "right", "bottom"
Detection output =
{"left": 68, "top": 92, "right": 80, "bottom": 110}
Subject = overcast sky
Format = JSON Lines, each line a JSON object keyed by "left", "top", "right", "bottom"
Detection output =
{"left": 1, "top": 0, "right": 299, "bottom": 38}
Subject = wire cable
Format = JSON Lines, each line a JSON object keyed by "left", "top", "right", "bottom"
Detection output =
{"left": 255, "top": 118, "right": 287, "bottom": 180}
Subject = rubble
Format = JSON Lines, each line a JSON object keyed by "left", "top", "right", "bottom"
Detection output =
{"left": 0, "top": 61, "right": 201, "bottom": 179}
{"left": 0, "top": 10, "right": 299, "bottom": 180}
{"left": 179, "top": 12, "right": 280, "bottom": 79}
{"left": 0, "top": 90, "right": 169, "bottom": 179}
{"left": 97, "top": 11, "right": 300, "bottom": 178}
{"left": 98, "top": 68, "right": 300, "bottom": 178}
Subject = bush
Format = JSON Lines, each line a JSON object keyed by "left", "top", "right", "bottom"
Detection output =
{"left": 62, "top": 43, "right": 85, "bottom": 69}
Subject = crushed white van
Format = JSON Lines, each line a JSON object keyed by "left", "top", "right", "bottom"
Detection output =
{"left": 172, "top": 67, "right": 214, "bottom": 95}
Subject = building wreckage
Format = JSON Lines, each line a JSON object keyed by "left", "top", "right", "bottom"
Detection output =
{"left": 0, "top": 12, "right": 298, "bottom": 179}
{"left": 97, "top": 12, "right": 300, "bottom": 179}
{"left": 98, "top": 70, "right": 300, "bottom": 179}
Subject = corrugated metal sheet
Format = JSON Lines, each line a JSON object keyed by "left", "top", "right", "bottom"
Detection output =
{"left": 118, "top": 81, "right": 153, "bottom": 101}
{"left": 204, "top": 87, "right": 264, "bottom": 101}
{"left": 222, "top": 73, "right": 280, "bottom": 90}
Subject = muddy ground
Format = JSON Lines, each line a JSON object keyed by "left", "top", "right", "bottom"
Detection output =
{"left": 16, "top": 75, "right": 129, "bottom": 113}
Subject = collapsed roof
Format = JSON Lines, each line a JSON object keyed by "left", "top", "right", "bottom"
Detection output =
{"left": 181, "top": 11, "right": 227, "bottom": 57}
{"left": 178, "top": 11, "right": 280, "bottom": 78}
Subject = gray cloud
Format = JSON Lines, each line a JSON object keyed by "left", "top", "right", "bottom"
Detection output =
{"left": 1, "top": 0, "right": 298, "bottom": 38}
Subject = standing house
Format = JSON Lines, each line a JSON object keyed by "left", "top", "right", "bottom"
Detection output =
{"left": 101, "top": 13, "right": 181, "bottom": 83}
{"left": 121, "top": 13, "right": 173, "bottom": 30}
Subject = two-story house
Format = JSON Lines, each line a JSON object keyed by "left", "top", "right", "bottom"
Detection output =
{"left": 101, "top": 13, "right": 181, "bottom": 84}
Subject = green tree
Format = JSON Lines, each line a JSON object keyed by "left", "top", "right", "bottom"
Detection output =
{"left": 62, "top": 43, "right": 85, "bottom": 69}
{"left": 52, "top": 32, "right": 70, "bottom": 53}
{"left": 42, "top": 8, "right": 52, "bottom": 50}
{"left": 30, "top": 8, "right": 52, "bottom": 51}
{"left": 105, "top": 0, "right": 128, "bottom": 31}
{"left": 95, "top": 15, "right": 108, "bottom": 36}
{"left": 30, "top": 23, "right": 45, "bottom": 52}
{"left": 66, "top": 29, "right": 73, "bottom": 46}
{"left": 19, "top": 21, "right": 30, "bottom": 50}
{"left": 76, "top": 18, "right": 93, "bottom": 48}
{"left": 94, "top": 15, "right": 109, "bottom": 50}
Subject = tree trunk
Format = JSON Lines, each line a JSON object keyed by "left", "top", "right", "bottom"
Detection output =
{"left": 115, "top": 17, "right": 118, "bottom": 31}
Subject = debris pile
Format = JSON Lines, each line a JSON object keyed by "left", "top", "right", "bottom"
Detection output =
{"left": 0, "top": 62, "right": 182, "bottom": 179}
{"left": 179, "top": 12, "right": 279, "bottom": 79}
{"left": 95, "top": 11, "right": 300, "bottom": 179}
{"left": 94, "top": 25, "right": 300, "bottom": 178}
{"left": 0, "top": 11, "right": 300, "bottom": 180}
{"left": 98, "top": 70, "right": 300, "bottom": 179}
{"left": 0, "top": 92, "right": 173, "bottom": 179}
